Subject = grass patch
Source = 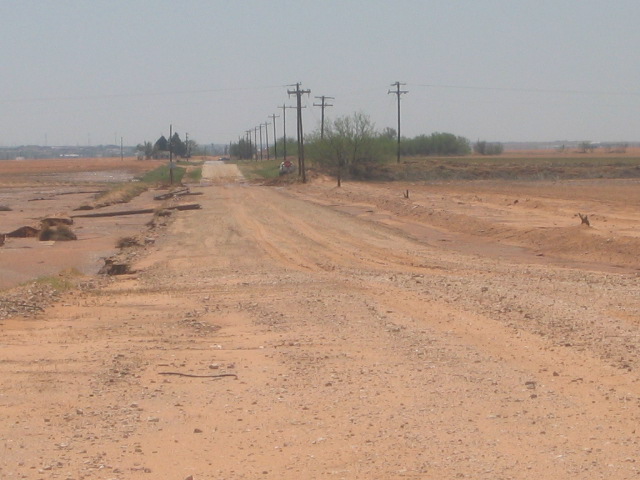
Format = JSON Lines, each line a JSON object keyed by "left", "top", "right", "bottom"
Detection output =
{"left": 185, "top": 166, "right": 202, "bottom": 182}
{"left": 91, "top": 182, "right": 148, "bottom": 208}
{"left": 236, "top": 159, "right": 282, "bottom": 180}
{"left": 33, "top": 269, "right": 82, "bottom": 292}
{"left": 77, "top": 164, "right": 189, "bottom": 209}
{"left": 139, "top": 164, "right": 187, "bottom": 184}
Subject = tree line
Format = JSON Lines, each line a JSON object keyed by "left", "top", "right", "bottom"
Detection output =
{"left": 136, "top": 132, "right": 200, "bottom": 159}
{"left": 230, "top": 112, "right": 503, "bottom": 182}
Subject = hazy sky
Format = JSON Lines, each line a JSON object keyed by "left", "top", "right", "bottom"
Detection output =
{"left": 2, "top": 0, "right": 640, "bottom": 147}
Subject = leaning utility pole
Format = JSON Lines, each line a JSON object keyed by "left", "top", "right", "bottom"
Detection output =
{"left": 388, "top": 81, "right": 408, "bottom": 164}
{"left": 313, "top": 95, "right": 334, "bottom": 139}
{"left": 269, "top": 113, "right": 279, "bottom": 159}
{"left": 288, "top": 83, "right": 311, "bottom": 183}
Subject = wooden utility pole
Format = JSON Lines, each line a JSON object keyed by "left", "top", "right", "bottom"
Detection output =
{"left": 244, "top": 130, "right": 251, "bottom": 160}
{"left": 253, "top": 126, "right": 258, "bottom": 161}
{"left": 269, "top": 113, "right": 279, "bottom": 159}
{"left": 313, "top": 95, "right": 334, "bottom": 139}
{"left": 279, "top": 104, "right": 296, "bottom": 161}
{"left": 169, "top": 124, "right": 174, "bottom": 185}
{"left": 388, "top": 81, "right": 408, "bottom": 164}
{"left": 287, "top": 83, "right": 311, "bottom": 183}
{"left": 245, "top": 130, "right": 252, "bottom": 160}
{"left": 263, "top": 122, "right": 270, "bottom": 161}
{"left": 259, "top": 124, "right": 264, "bottom": 160}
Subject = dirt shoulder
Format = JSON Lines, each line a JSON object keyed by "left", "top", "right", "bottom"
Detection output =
{"left": 1, "top": 164, "right": 639, "bottom": 479}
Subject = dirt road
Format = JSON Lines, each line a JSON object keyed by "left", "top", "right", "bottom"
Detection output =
{"left": 1, "top": 162, "right": 640, "bottom": 479}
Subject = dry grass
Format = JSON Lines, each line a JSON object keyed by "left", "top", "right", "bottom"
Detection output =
{"left": 75, "top": 182, "right": 149, "bottom": 210}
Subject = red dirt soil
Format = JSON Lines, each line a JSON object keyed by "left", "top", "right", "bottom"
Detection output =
{"left": 1, "top": 158, "right": 639, "bottom": 479}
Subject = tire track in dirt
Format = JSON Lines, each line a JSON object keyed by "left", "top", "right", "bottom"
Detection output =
{"left": 287, "top": 179, "right": 640, "bottom": 272}
{"left": 222, "top": 185, "right": 448, "bottom": 275}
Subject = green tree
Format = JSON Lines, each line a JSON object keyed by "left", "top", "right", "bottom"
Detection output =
{"left": 154, "top": 135, "right": 168, "bottom": 152}
{"left": 309, "top": 112, "right": 383, "bottom": 185}
{"left": 136, "top": 141, "right": 154, "bottom": 159}
{"left": 170, "top": 132, "right": 187, "bottom": 157}
{"left": 230, "top": 139, "right": 253, "bottom": 159}
{"left": 403, "top": 132, "right": 470, "bottom": 156}
{"left": 185, "top": 139, "right": 198, "bottom": 158}
{"left": 380, "top": 127, "right": 397, "bottom": 140}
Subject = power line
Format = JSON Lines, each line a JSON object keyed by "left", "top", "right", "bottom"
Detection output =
{"left": 0, "top": 84, "right": 286, "bottom": 104}
{"left": 411, "top": 83, "right": 640, "bottom": 97}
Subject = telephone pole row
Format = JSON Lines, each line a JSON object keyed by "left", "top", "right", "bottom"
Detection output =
{"left": 388, "top": 81, "right": 408, "bottom": 164}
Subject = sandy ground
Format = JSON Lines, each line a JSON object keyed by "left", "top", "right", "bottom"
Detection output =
{"left": 1, "top": 159, "right": 640, "bottom": 479}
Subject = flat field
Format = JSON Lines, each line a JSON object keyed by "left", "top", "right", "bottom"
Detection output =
{"left": 1, "top": 154, "right": 640, "bottom": 479}
{"left": 0, "top": 156, "right": 165, "bottom": 288}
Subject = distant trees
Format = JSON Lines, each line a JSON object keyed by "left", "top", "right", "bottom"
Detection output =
{"left": 230, "top": 138, "right": 253, "bottom": 159}
{"left": 135, "top": 141, "right": 153, "bottom": 159}
{"left": 603, "top": 142, "right": 628, "bottom": 153}
{"left": 154, "top": 135, "right": 168, "bottom": 153}
{"left": 185, "top": 139, "right": 198, "bottom": 158}
{"left": 380, "top": 127, "right": 397, "bottom": 140}
{"left": 473, "top": 140, "right": 504, "bottom": 155}
{"left": 151, "top": 132, "right": 188, "bottom": 158}
{"left": 402, "top": 132, "right": 471, "bottom": 156}
{"left": 170, "top": 132, "right": 187, "bottom": 157}
{"left": 303, "top": 112, "right": 482, "bottom": 183}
